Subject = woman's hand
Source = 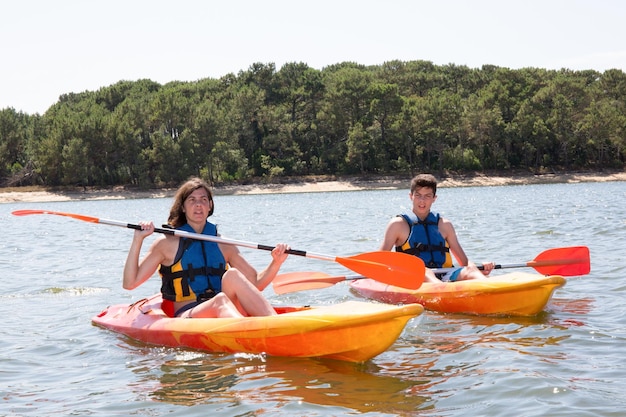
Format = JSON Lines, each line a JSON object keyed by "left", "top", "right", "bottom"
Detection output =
{"left": 271, "top": 243, "right": 290, "bottom": 265}
{"left": 134, "top": 221, "right": 155, "bottom": 239}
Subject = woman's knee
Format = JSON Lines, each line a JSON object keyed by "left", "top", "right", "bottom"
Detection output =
{"left": 211, "top": 292, "right": 232, "bottom": 307}
{"left": 190, "top": 293, "right": 242, "bottom": 318}
{"left": 222, "top": 268, "right": 242, "bottom": 283}
{"left": 222, "top": 269, "right": 251, "bottom": 290}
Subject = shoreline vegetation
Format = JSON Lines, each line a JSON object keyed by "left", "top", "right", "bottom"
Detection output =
{"left": 1, "top": 170, "right": 625, "bottom": 204}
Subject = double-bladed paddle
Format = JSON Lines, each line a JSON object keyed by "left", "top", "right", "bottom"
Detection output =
{"left": 11, "top": 209, "right": 424, "bottom": 290}
{"left": 272, "top": 246, "right": 590, "bottom": 294}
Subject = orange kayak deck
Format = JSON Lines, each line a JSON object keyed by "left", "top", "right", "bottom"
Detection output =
{"left": 350, "top": 272, "right": 566, "bottom": 317}
{"left": 92, "top": 295, "right": 424, "bottom": 363}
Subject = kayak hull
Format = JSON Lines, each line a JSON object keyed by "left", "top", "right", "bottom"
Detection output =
{"left": 350, "top": 272, "right": 566, "bottom": 317}
{"left": 92, "top": 294, "right": 424, "bottom": 363}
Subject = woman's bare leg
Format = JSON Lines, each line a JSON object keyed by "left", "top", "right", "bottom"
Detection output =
{"left": 180, "top": 293, "right": 244, "bottom": 318}
{"left": 221, "top": 269, "right": 277, "bottom": 316}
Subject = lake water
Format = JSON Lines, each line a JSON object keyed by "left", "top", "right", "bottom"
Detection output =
{"left": 1, "top": 181, "right": 625, "bottom": 416}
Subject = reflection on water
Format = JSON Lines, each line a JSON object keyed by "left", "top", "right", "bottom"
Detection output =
{"left": 366, "top": 305, "right": 599, "bottom": 415}
{"left": 142, "top": 353, "right": 429, "bottom": 413}
{"left": 150, "top": 355, "right": 240, "bottom": 405}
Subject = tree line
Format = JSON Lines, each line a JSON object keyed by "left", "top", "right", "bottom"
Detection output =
{"left": 1, "top": 60, "right": 625, "bottom": 188}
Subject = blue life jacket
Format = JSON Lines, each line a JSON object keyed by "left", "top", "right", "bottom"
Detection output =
{"left": 395, "top": 212, "right": 453, "bottom": 268}
{"left": 159, "top": 222, "right": 227, "bottom": 303}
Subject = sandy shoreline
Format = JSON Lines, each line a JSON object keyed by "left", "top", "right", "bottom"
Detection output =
{"left": 1, "top": 171, "right": 625, "bottom": 204}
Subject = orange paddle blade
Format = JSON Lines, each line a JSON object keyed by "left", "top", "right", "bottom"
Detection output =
{"left": 11, "top": 209, "right": 100, "bottom": 223}
{"left": 337, "top": 251, "right": 424, "bottom": 290}
{"left": 530, "top": 246, "right": 590, "bottom": 276}
{"left": 272, "top": 272, "right": 349, "bottom": 294}
{"left": 272, "top": 251, "right": 426, "bottom": 294}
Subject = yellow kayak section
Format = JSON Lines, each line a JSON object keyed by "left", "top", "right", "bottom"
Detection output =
{"left": 350, "top": 272, "right": 566, "bottom": 317}
{"left": 92, "top": 294, "right": 424, "bottom": 363}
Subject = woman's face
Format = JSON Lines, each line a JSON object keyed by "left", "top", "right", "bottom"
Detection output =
{"left": 182, "top": 187, "right": 213, "bottom": 223}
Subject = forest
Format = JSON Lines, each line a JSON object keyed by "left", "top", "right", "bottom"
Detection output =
{"left": 1, "top": 60, "right": 625, "bottom": 188}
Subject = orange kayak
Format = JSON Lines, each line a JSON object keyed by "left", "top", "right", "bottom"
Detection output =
{"left": 350, "top": 272, "right": 566, "bottom": 317}
{"left": 92, "top": 294, "right": 424, "bottom": 362}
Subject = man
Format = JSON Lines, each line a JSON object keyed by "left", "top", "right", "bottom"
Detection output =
{"left": 380, "top": 173, "right": 494, "bottom": 283}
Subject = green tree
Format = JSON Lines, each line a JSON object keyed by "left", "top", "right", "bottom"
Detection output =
{"left": 209, "top": 141, "right": 249, "bottom": 182}
{"left": 0, "top": 108, "right": 32, "bottom": 184}
{"left": 345, "top": 122, "right": 369, "bottom": 173}
{"left": 419, "top": 89, "right": 463, "bottom": 171}
{"left": 368, "top": 81, "right": 403, "bottom": 171}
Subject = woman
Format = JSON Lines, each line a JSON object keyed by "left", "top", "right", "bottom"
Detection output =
{"left": 123, "top": 177, "right": 290, "bottom": 318}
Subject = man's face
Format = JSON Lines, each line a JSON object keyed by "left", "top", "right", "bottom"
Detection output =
{"left": 410, "top": 186, "right": 437, "bottom": 215}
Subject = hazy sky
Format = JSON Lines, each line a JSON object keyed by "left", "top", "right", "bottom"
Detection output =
{"left": 2, "top": 0, "right": 625, "bottom": 114}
